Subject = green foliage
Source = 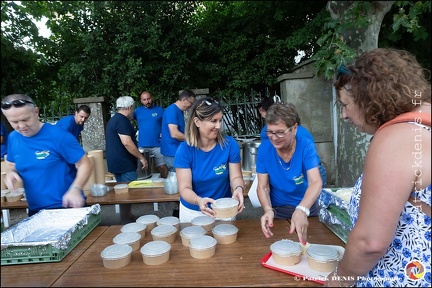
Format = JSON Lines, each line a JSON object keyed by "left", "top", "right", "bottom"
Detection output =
{"left": 1, "top": 0, "right": 430, "bottom": 110}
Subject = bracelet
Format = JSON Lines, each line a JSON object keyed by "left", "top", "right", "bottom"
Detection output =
{"left": 234, "top": 185, "right": 244, "bottom": 193}
{"left": 295, "top": 205, "right": 310, "bottom": 216}
{"left": 70, "top": 185, "right": 82, "bottom": 191}
{"left": 263, "top": 206, "right": 276, "bottom": 214}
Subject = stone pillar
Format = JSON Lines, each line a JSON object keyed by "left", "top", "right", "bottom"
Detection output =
{"left": 73, "top": 97, "right": 109, "bottom": 152}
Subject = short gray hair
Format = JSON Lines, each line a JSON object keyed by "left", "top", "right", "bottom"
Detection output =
{"left": 116, "top": 96, "right": 135, "bottom": 109}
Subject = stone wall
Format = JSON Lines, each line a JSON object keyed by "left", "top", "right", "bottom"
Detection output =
{"left": 73, "top": 97, "right": 110, "bottom": 152}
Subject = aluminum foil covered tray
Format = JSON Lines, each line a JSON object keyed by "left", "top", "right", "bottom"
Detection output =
{"left": 1, "top": 204, "right": 101, "bottom": 265}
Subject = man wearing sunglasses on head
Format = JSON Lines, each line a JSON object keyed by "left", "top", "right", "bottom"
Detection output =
{"left": 1, "top": 94, "right": 93, "bottom": 216}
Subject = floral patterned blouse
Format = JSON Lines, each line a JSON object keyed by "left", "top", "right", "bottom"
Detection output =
{"left": 349, "top": 174, "right": 431, "bottom": 287}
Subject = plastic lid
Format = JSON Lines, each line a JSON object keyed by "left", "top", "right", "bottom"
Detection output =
{"left": 114, "top": 184, "right": 128, "bottom": 189}
{"left": 270, "top": 240, "right": 302, "bottom": 256}
{"left": 137, "top": 214, "right": 160, "bottom": 224}
{"left": 140, "top": 240, "right": 171, "bottom": 256}
{"left": 157, "top": 216, "right": 180, "bottom": 226}
{"left": 188, "top": 235, "right": 217, "bottom": 250}
{"left": 211, "top": 198, "right": 239, "bottom": 209}
{"left": 191, "top": 215, "right": 215, "bottom": 226}
{"left": 101, "top": 244, "right": 133, "bottom": 260}
{"left": 112, "top": 232, "right": 141, "bottom": 244}
{"left": 121, "top": 222, "right": 146, "bottom": 233}
{"left": 212, "top": 224, "right": 238, "bottom": 236}
{"left": 306, "top": 244, "right": 340, "bottom": 262}
{"left": 180, "top": 226, "right": 207, "bottom": 239}
{"left": 151, "top": 224, "right": 177, "bottom": 236}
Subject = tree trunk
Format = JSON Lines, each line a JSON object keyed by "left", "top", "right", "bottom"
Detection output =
{"left": 327, "top": 1, "right": 394, "bottom": 187}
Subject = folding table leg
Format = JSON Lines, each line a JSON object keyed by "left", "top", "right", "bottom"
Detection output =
{"left": 153, "top": 203, "right": 159, "bottom": 211}
{"left": 2, "top": 209, "right": 10, "bottom": 228}
{"left": 115, "top": 204, "right": 120, "bottom": 214}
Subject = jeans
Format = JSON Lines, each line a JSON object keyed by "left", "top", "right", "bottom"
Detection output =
{"left": 114, "top": 171, "right": 137, "bottom": 182}
{"left": 318, "top": 162, "right": 327, "bottom": 187}
{"left": 114, "top": 171, "right": 137, "bottom": 223}
{"left": 163, "top": 156, "right": 176, "bottom": 172}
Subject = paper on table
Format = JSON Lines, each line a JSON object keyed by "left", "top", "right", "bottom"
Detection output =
{"left": 247, "top": 176, "right": 261, "bottom": 208}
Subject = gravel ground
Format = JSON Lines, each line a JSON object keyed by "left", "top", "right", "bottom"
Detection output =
{"left": 5, "top": 197, "right": 263, "bottom": 228}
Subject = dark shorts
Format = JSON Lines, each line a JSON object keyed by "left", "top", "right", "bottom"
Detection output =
{"left": 273, "top": 201, "right": 320, "bottom": 219}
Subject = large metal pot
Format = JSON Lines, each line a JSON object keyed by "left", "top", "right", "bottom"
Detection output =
{"left": 137, "top": 148, "right": 154, "bottom": 180}
{"left": 241, "top": 141, "right": 261, "bottom": 171}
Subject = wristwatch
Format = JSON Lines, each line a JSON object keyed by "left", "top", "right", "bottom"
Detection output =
{"left": 295, "top": 205, "right": 310, "bottom": 216}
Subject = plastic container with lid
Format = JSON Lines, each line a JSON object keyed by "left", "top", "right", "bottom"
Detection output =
{"left": 191, "top": 215, "right": 216, "bottom": 232}
{"left": 114, "top": 184, "right": 129, "bottom": 194}
{"left": 212, "top": 224, "right": 239, "bottom": 244}
{"left": 121, "top": 222, "right": 147, "bottom": 239}
{"left": 151, "top": 224, "right": 177, "bottom": 243}
{"left": 100, "top": 244, "right": 133, "bottom": 269}
{"left": 306, "top": 244, "right": 340, "bottom": 272}
{"left": 140, "top": 240, "right": 171, "bottom": 265}
{"left": 270, "top": 239, "right": 302, "bottom": 266}
{"left": 5, "top": 191, "right": 23, "bottom": 202}
{"left": 211, "top": 198, "right": 239, "bottom": 219}
{"left": 112, "top": 232, "right": 142, "bottom": 251}
{"left": 157, "top": 216, "right": 180, "bottom": 231}
{"left": 188, "top": 235, "right": 217, "bottom": 259}
{"left": 136, "top": 214, "right": 160, "bottom": 232}
{"left": 180, "top": 226, "right": 207, "bottom": 247}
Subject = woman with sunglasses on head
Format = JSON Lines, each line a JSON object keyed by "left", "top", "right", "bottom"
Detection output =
{"left": 325, "top": 49, "right": 430, "bottom": 287}
{"left": 174, "top": 97, "right": 245, "bottom": 222}
{"left": 1, "top": 94, "right": 93, "bottom": 217}
{"left": 257, "top": 103, "right": 322, "bottom": 245}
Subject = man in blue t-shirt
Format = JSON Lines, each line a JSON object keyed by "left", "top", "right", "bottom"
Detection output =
{"left": 160, "top": 89, "right": 196, "bottom": 171}
{"left": 133, "top": 91, "right": 168, "bottom": 178}
{"left": 1, "top": 94, "right": 93, "bottom": 216}
{"left": 56, "top": 105, "right": 91, "bottom": 143}
{"left": 1, "top": 121, "right": 8, "bottom": 158}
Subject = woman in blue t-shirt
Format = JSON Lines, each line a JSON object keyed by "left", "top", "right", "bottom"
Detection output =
{"left": 174, "top": 97, "right": 245, "bottom": 222}
{"left": 256, "top": 103, "right": 322, "bottom": 245}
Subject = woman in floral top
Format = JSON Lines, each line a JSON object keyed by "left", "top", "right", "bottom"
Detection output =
{"left": 325, "top": 48, "right": 431, "bottom": 287}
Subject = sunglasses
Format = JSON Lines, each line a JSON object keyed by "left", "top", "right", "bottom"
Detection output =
{"left": 335, "top": 64, "right": 353, "bottom": 80}
{"left": 196, "top": 98, "right": 219, "bottom": 110}
{"left": 1, "top": 99, "right": 35, "bottom": 110}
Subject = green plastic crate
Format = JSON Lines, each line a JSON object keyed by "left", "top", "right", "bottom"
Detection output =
{"left": 327, "top": 204, "right": 351, "bottom": 226}
{"left": 322, "top": 221, "right": 349, "bottom": 244}
{"left": 1, "top": 212, "right": 100, "bottom": 265}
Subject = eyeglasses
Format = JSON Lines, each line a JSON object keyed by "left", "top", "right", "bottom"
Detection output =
{"left": 335, "top": 64, "right": 353, "bottom": 80}
{"left": 1, "top": 99, "right": 35, "bottom": 110}
{"left": 265, "top": 125, "right": 294, "bottom": 138}
{"left": 196, "top": 98, "right": 219, "bottom": 110}
{"left": 186, "top": 98, "right": 195, "bottom": 105}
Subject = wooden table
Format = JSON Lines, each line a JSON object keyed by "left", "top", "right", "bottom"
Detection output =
{"left": 1, "top": 181, "right": 252, "bottom": 228}
{"left": 1, "top": 226, "right": 108, "bottom": 287}
{"left": 52, "top": 218, "right": 344, "bottom": 287}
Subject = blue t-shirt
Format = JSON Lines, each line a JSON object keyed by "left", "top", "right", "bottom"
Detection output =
{"left": 256, "top": 135, "right": 319, "bottom": 207}
{"left": 105, "top": 113, "right": 138, "bottom": 174}
{"left": 161, "top": 103, "right": 185, "bottom": 157}
{"left": 174, "top": 136, "right": 241, "bottom": 211}
{"left": 7, "top": 124, "right": 85, "bottom": 211}
{"left": 56, "top": 115, "right": 84, "bottom": 140}
{"left": 1, "top": 122, "right": 8, "bottom": 158}
{"left": 260, "top": 125, "right": 321, "bottom": 163}
{"left": 133, "top": 105, "right": 164, "bottom": 147}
